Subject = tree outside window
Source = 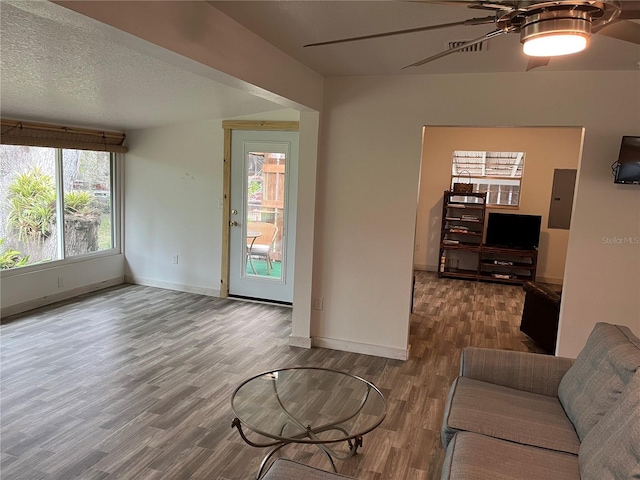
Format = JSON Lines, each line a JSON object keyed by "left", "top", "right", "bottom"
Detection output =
{"left": 0, "top": 145, "right": 114, "bottom": 270}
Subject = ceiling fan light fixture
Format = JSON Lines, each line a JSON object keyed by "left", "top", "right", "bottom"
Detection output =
{"left": 520, "top": 10, "right": 592, "bottom": 57}
{"left": 523, "top": 32, "right": 589, "bottom": 56}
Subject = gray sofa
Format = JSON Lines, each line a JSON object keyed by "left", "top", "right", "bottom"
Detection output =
{"left": 440, "top": 322, "right": 640, "bottom": 480}
{"left": 261, "top": 322, "right": 640, "bottom": 479}
{"left": 262, "top": 459, "right": 353, "bottom": 479}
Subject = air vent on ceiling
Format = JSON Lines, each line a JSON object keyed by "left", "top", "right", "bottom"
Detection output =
{"left": 447, "top": 41, "right": 487, "bottom": 53}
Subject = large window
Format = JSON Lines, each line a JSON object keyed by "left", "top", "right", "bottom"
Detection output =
{"left": 0, "top": 145, "right": 115, "bottom": 270}
{"left": 451, "top": 150, "right": 524, "bottom": 207}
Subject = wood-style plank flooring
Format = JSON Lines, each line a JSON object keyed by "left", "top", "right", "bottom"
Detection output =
{"left": 1, "top": 272, "right": 543, "bottom": 479}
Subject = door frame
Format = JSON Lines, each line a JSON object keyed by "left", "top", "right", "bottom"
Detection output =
{"left": 220, "top": 120, "right": 299, "bottom": 298}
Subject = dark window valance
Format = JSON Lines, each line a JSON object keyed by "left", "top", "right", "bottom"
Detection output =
{"left": 1, "top": 119, "right": 127, "bottom": 153}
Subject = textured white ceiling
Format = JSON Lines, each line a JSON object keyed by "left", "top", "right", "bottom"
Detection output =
{"left": 0, "top": 1, "right": 285, "bottom": 132}
{"left": 212, "top": 1, "right": 640, "bottom": 76}
{"left": 2, "top": 1, "right": 638, "bottom": 133}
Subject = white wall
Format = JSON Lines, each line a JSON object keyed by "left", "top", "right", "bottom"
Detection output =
{"left": 124, "top": 120, "right": 225, "bottom": 295}
{"left": 292, "top": 110, "right": 320, "bottom": 348}
{"left": 0, "top": 254, "right": 125, "bottom": 317}
{"left": 416, "top": 126, "right": 584, "bottom": 284}
{"left": 558, "top": 119, "right": 640, "bottom": 356}
{"left": 316, "top": 71, "right": 639, "bottom": 359}
{"left": 229, "top": 109, "right": 300, "bottom": 122}
{"left": 124, "top": 110, "right": 305, "bottom": 300}
{"left": 314, "top": 80, "right": 421, "bottom": 360}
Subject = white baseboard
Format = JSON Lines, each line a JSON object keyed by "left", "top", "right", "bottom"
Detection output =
{"left": 1, "top": 276, "right": 124, "bottom": 318}
{"left": 312, "top": 336, "right": 409, "bottom": 360}
{"left": 289, "top": 335, "right": 312, "bottom": 349}
{"left": 125, "top": 275, "right": 220, "bottom": 297}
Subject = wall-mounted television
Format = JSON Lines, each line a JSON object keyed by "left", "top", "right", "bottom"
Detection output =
{"left": 613, "top": 136, "right": 640, "bottom": 184}
{"left": 485, "top": 213, "right": 542, "bottom": 250}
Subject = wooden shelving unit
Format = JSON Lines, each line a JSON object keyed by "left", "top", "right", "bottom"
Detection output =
{"left": 439, "top": 191, "right": 486, "bottom": 280}
{"left": 438, "top": 190, "right": 538, "bottom": 285}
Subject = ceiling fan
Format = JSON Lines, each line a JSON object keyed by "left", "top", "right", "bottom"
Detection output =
{"left": 304, "top": 1, "right": 640, "bottom": 70}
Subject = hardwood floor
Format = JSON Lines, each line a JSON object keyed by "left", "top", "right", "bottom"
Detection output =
{"left": 1, "top": 272, "right": 543, "bottom": 479}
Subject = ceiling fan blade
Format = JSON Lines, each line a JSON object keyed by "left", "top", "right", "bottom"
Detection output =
{"left": 466, "top": 1, "right": 519, "bottom": 12}
{"left": 304, "top": 16, "right": 495, "bottom": 48}
{"left": 619, "top": 1, "right": 640, "bottom": 20}
{"left": 403, "top": 29, "right": 505, "bottom": 68}
{"left": 526, "top": 56, "right": 550, "bottom": 71}
{"left": 409, "top": 0, "right": 516, "bottom": 10}
{"left": 596, "top": 20, "right": 640, "bottom": 44}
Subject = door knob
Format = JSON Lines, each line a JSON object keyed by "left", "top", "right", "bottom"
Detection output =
{"left": 229, "top": 220, "right": 238, "bottom": 227}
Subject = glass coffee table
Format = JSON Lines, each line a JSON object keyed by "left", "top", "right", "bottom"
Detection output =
{"left": 231, "top": 367, "right": 386, "bottom": 479}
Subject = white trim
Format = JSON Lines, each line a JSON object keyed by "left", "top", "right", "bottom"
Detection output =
{"left": 125, "top": 275, "right": 220, "bottom": 297}
{"left": 1, "top": 276, "right": 124, "bottom": 318}
{"left": 113, "top": 152, "right": 123, "bottom": 255}
{"left": 312, "top": 336, "right": 409, "bottom": 361}
{"left": 0, "top": 249, "right": 121, "bottom": 278}
{"left": 1, "top": 152, "right": 122, "bottom": 280}
{"left": 55, "top": 149, "right": 65, "bottom": 259}
{"left": 289, "top": 335, "right": 312, "bottom": 349}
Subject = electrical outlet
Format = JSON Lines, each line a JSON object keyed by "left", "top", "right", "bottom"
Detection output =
{"left": 57, "top": 277, "right": 64, "bottom": 288}
{"left": 415, "top": 243, "right": 420, "bottom": 251}
{"left": 218, "top": 198, "right": 224, "bottom": 209}
{"left": 313, "top": 297, "right": 324, "bottom": 310}
{"left": 172, "top": 254, "right": 179, "bottom": 264}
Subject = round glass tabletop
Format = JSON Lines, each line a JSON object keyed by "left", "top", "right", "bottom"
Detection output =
{"left": 231, "top": 367, "right": 386, "bottom": 444}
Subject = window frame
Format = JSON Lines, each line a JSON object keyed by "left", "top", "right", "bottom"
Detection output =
{"left": 451, "top": 150, "right": 525, "bottom": 209}
{"left": 0, "top": 150, "right": 122, "bottom": 277}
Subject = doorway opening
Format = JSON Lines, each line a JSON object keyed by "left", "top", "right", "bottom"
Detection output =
{"left": 415, "top": 126, "right": 584, "bottom": 286}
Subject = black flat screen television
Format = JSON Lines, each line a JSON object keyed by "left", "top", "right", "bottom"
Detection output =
{"left": 485, "top": 213, "right": 542, "bottom": 250}
{"left": 614, "top": 136, "right": 640, "bottom": 184}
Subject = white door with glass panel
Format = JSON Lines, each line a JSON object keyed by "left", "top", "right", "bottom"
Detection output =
{"left": 228, "top": 130, "right": 298, "bottom": 303}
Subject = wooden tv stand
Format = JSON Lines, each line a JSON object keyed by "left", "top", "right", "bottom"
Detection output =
{"left": 478, "top": 245, "right": 538, "bottom": 285}
{"left": 439, "top": 244, "right": 538, "bottom": 285}
{"left": 439, "top": 191, "right": 538, "bottom": 285}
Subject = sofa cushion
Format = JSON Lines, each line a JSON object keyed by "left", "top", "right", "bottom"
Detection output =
{"left": 558, "top": 322, "right": 640, "bottom": 440}
{"left": 262, "top": 459, "right": 354, "bottom": 480}
{"left": 442, "top": 376, "right": 580, "bottom": 454}
{"left": 579, "top": 372, "right": 640, "bottom": 480}
{"left": 441, "top": 432, "right": 579, "bottom": 480}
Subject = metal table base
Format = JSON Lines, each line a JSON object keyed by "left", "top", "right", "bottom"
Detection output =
{"left": 232, "top": 417, "right": 363, "bottom": 479}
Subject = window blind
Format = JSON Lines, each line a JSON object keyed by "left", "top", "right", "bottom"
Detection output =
{"left": 1, "top": 119, "right": 127, "bottom": 153}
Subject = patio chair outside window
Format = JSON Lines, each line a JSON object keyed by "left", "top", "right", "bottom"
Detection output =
{"left": 247, "top": 222, "right": 278, "bottom": 275}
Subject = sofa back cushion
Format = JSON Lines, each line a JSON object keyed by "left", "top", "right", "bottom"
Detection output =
{"left": 579, "top": 372, "right": 640, "bottom": 479}
{"left": 558, "top": 322, "right": 640, "bottom": 440}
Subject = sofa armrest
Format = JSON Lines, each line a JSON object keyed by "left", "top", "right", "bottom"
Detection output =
{"left": 460, "top": 347, "right": 575, "bottom": 397}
